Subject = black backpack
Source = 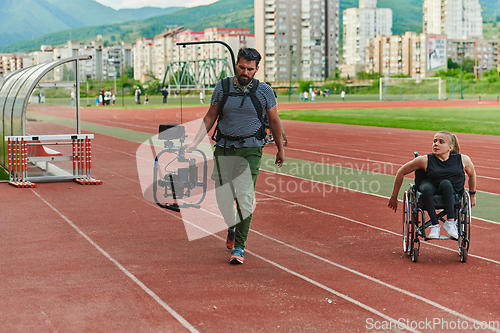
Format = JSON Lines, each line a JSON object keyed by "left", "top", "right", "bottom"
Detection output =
{"left": 212, "top": 77, "right": 266, "bottom": 143}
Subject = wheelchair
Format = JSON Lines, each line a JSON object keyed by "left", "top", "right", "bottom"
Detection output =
{"left": 402, "top": 155, "right": 472, "bottom": 263}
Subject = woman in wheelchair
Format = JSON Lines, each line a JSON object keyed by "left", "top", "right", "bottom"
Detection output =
{"left": 388, "top": 130, "right": 476, "bottom": 239}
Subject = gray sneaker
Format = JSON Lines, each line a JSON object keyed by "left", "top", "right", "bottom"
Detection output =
{"left": 443, "top": 220, "right": 459, "bottom": 239}
{"left": 428, "top": 224, "right": 441, "bottom": 239}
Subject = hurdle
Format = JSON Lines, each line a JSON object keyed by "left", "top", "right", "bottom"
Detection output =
{"left": 5, "top": 134, "right": 102, "bottom": 187}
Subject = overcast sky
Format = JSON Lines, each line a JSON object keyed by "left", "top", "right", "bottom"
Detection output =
{"left": 94, "top": 0, "right": 218, "bottom": 9}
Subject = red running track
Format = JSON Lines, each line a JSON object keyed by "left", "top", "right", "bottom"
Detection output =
{"left": 2, "top": 102, "right": 497, "bottom": 331}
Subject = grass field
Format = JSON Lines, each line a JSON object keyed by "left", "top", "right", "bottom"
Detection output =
{"left": 0, "top": 166, "right": 8, "bottom": 181}
{"left": 3, "top": 101, "right": 498, "bottom": 180}
{"left": 279, "top": 106, "right": 500, "bottom": 136}
{"left": 43, "top": 93, "right": 373, "bottom": 108}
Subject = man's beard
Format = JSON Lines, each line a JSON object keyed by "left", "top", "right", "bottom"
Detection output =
{"left": 236, "top": 73, "right": 252, "bottom": 86}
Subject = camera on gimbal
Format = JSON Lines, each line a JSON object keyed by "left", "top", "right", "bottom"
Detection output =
{"left": 153, "top": 124, "right": 207, "bottom": 212}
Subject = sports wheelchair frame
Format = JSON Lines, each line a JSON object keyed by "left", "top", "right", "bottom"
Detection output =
{"left": 402, "top": 155, "right": 472, "bottom": 263}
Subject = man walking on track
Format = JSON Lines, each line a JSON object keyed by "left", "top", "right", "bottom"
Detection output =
{"left": 185, "top": 47, "right": 285, "bottom": 264}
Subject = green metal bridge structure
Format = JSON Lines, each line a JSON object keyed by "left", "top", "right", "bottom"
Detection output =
{"left": 161, "top": 57, "right": 234, "bottom": 95}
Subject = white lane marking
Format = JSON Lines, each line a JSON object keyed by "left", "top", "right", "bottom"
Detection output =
{"left": 97, "top": 164, "right": 498, "bottom": 331}
{"left": 249, "top": 229, "right": 499, "bottom": 332}
{"left": 259, "top": 169, "right": 500, "bottom": 223}
{"left": 30, "top": 190, "right": 199, "bottom": 333}
{"left": 149, "top": 205, "right": 421, "bottom": 333}
{"left": 256, "top": 189, "right": 500, "bottom": 266}
{"left": 284, "top": 147, "right": 500, "bottom": 181}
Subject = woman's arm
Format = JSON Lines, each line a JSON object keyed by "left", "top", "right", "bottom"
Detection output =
{"left": 388, "top": 156, "right": 427, "bottom": 212}
{"left": 462, "top": 154, "right": 476, "bottom": 207}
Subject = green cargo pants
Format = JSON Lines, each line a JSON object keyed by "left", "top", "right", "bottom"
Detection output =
{"left": 211, "top": 146, "right": 263, "bottom": 250}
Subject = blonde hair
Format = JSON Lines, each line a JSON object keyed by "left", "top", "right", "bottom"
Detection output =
{"left": 437, "top": 130, "right": 460, "bottom": 154}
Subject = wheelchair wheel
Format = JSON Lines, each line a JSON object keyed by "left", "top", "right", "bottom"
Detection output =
{"left": 402, "top": 191, "right": 411, "bottom": 254}
{"left": 411, "top": 240, "right": 419, "bottom": 263}
{"left": 459, "top": 192, "right": 472, "bottom": 262}
{"left": 460, "top": 244, "right": 468, "bottom": 262}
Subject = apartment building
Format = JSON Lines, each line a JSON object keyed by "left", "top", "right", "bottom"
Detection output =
{"left": 365, "top": 32, "right": 428, "bottom": 77}
{"left": 25, "top": 38, "right": 132, "bottom": 82}
{"left": 173, "top": 30, "right": 205, "bottom": 64}
{"left": 203, "top": 27, "right": 254, "bottom": 60}
{"left": 134, "top": 27, "right": 254, "bottom": 82}
{"left": 343, "top": 0, "right": 392, "bottom": 66}
{"left": 0, "top": 53, "right": 33, "bottom": 76}
{"left": 447, "top": 38, "right": 499, "bottom": 76}
{"left": 423, "top": 0, "right": 483, "bottom": 39}
{"left": 133, "top": 38, "right": 154, "bottom": 81}
{"left": 365, "top": 31, "right": 499, "bottom": 78}
{"left": 254, "top": 0, "right": 340, "bottom": 83}
{"left": 153, "top": 27, "right": 186, "bottom": 80}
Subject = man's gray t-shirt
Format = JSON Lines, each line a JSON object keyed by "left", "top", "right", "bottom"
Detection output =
{"left": 211, "top": 77, "right": 277, "bottom": 148}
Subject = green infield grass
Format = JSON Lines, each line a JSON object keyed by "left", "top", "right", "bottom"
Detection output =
{"left": 0, "top": 166, "right": 9, "bottom": 181}
{"left": 279, "top": 106, "right": 500, "bottom": 136}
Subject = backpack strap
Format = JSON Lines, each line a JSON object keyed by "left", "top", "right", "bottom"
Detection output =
{"left": 218, "top": 77, "right": 232, "bottom": 117}
{"left": 248, "top": 79, "right": 262, "bottom": 119}
{"left": 211, "top": 77, "right": 232, "bottom": 142}
{"left": 247, "top": 79, "right": 266, "bottom": 140}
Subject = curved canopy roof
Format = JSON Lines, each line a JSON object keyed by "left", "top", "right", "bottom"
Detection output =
{"left": 0, "top": 56, "right": 90, "bottom": 167}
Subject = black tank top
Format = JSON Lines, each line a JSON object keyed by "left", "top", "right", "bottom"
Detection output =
{"left": 426, "top": 153, "right": 465, "bottom": 192}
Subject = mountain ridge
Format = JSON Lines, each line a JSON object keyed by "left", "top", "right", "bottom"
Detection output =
{"left": 0, "top": 0, "right": 182, "bottom": 47}
{"left": 0, "top": 0, "right": 253, "bottom": 53}
{"left": 1, "top": 0, "right": 499, "bottom": 53}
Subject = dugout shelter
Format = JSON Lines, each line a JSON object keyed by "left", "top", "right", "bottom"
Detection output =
{"left": 0, "top": 56, "right": 101, "bottom": 187}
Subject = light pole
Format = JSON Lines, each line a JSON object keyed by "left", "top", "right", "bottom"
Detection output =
{"left": 461, "top": 42, "right": 464, "bottom": 99}
{"left": 121, "top": 64, "right": 125, "bottom": 107}
{"left": 288, "top": 45, "right": 294, "bottom": 102}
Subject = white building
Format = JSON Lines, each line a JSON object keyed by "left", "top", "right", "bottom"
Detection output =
{"left": 343, "top": 0, "right": 392, "bottom": 67}
{"left": 0, "top": 53, "right": 33, "bottom": 76}
{"left": 1, "top": 37, "right": 130, "bottom": 82}
{"left": 153, "top": 27, "right": 186, "bottom": 81}
{"left": 203, "top": 27, "right": 254, "bottom": 62}
{"left": 32, "top": 46, "right": 54, "bottom": 66}
{"left": 423, "top": 0, "right": 483, "bottom": 39}
{"left": 135, "top": 27, "right": 254, "bottom": 82}
{"left": 121, "top": 41, "right": 133, "bottom": 70}
{"left": 254, "top": 0, "right": 340, "bottom": 83}
{"left": 133, "top": 38, "right": 154, "bottom": 81}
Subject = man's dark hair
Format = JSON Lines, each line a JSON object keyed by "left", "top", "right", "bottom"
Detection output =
{"left": 237, "top": 48, "right": 262, "bottom": 67}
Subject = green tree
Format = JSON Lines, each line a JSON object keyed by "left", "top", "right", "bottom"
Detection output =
{"left": 146, "top": 79, "right": 161, "bottom": 95}
{"left": 462, "top": 57, "right": 475, "bottom": 73}
{"left": 447, "top": 58, "right": 460, "bottom": 70}
{"left": 298, "top": 80, "right": 313, "bottom": 93}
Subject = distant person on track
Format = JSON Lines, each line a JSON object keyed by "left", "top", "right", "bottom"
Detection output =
{"left": 135, "top": 86, "right": 141, "bottom": 104}
{"left": 341, "top": 90, "right": 345, "bottom": 101}
{"left": 185, "top": 47, "right": 285, "bottom": 265}
{"left": 162, "top": 86, "right": 168, "bottom": 104}
{"left": 388, "top": 130, "right": 476, "bottom": 239}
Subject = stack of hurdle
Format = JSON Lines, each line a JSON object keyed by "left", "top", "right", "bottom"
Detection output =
{"left": 5, "top": 134, "right": 102, "bottom": 187}
{"left": 6, "top": 136, "right": 34, "bottom": 188}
